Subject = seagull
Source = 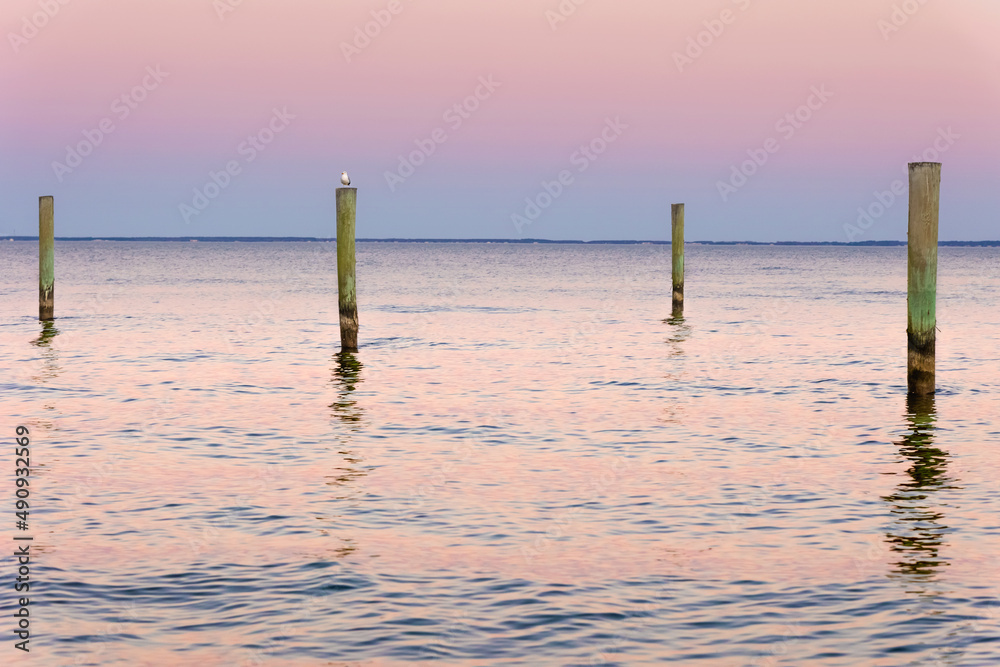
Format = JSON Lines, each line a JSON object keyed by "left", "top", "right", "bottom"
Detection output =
{"left": 341, "top": 172, "right": 351, "bottom": 186}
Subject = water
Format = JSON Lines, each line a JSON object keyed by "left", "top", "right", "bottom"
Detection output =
{"left": 2, "top": 241, "right": 999, "bottom": 666}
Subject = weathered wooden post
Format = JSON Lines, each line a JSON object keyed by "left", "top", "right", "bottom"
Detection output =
{"left": 336, "top": 186, "right": 358, "bottom": 352}
{"left": 671, "top": 203, "right": 684, "bottom": 317}
{"left": 907, "top": 162, "right": 940, "bottom": 396}
{"left": 39, "top": 196, "right": 54, "bottom": 320}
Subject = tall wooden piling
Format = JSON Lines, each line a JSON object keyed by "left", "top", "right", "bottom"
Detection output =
{"left": 39, "top": 196, "right": 54, "bottom": 320}
{"left": 907, "top": 162, "right": 940, "bottom": 396}
{"left": 671, "top": 203, "right": 685, "bottom": 317}
{"left": 336, "top": 187, "right": 358, "bottom": 352}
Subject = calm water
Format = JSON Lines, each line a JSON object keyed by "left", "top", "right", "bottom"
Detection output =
{"left": 2, "top": 242, "right": 1000, "bottom": 666}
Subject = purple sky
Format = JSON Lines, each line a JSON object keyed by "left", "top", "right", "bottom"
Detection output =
{"left": 2, "top": 0, "right": 999, "bottom": 240}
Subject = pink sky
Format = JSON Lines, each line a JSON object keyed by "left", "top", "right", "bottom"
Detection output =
{"left": 2, "top": 0, "right": 999, "bottom": 239}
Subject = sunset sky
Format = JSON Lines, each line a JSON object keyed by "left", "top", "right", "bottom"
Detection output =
{"left": 1, "top": 0, "right": 999, "bottom": 240}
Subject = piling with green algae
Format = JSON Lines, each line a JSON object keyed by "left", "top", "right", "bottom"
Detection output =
{"left": 39, "top": 195, "right": 54, "bottom": 321}
{"left": 336, "top": 187, "right": 358, "bottom": 352}
{"left": 907, "top": 162, "right": 940, "bottom": 396}
{"left": 672, "top": 203, "right": 684, "bottom": 317}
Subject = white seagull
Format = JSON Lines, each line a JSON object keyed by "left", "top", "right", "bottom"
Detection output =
{"left": 341, "top": 172, "right": 351, "bottom": 186}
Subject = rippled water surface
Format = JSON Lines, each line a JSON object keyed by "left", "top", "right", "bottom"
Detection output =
{"left": 2, "top": 241, "right": 1000, "bottom": 666}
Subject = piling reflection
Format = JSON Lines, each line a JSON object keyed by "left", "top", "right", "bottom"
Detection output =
{"left": 883, "top": 394, "right": 957, "bottom": 589}
{"left": 662, "top": 315, "right": 691, "bottom": 356}
{"left": 661, "top": 315, "right": 691, "bottom": 424}
{"left": 330, "top": 351, "right": 365, "bottom": 427}
{"left": 31, "top": 320, "right": 62, "bottom": 383}
{"left": 326, "top": 352, "right": 368, "bottom": 506}
{"left": 663, "top": 311, "right": 686, "bottom": 328}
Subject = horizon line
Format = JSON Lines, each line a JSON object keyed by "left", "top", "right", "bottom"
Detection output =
{"left": 3, "top": 237, "right": 1000, "bottom": 247}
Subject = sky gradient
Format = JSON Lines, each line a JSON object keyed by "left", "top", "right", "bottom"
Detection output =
{"left": 2, "top": 0, "right": 999, "bottom": 241}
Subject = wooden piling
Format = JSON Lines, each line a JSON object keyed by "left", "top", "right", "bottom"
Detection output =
{"left": 671, "top": 203, "right": 684, "bottom": 317}
{"left": 39, "top": 196, "right": 54, "bottom": 321}
{"left": 907, "top": 162, "right": 940, "bottom": 396}
{"left": 336, "top": 187, "right": 358, "bottom": 352}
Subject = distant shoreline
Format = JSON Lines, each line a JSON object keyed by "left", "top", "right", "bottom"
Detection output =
{"left": 2, "top": 237, "right": 1000, "bottom": 247}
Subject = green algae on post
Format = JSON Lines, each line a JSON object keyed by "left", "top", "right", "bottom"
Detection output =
{"left": 907, "top": 162, "right": 940, "bottom": 396}
{"left": 39, "top": 195, "right": 54, "bottom": 321}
